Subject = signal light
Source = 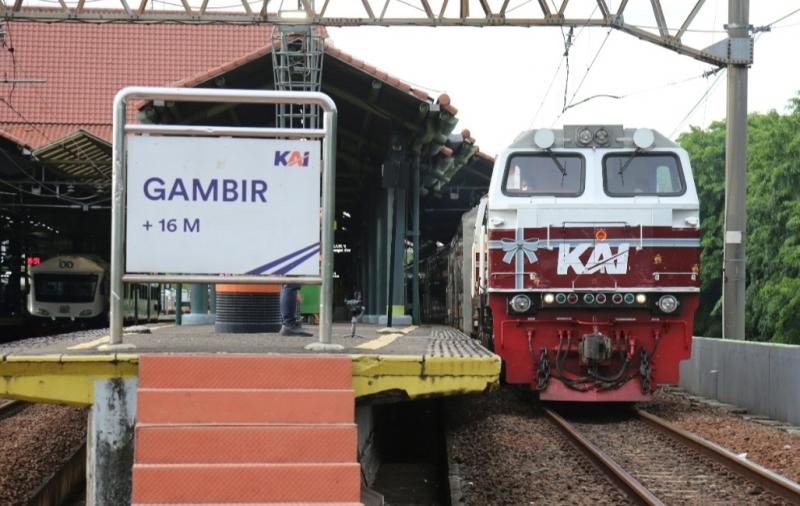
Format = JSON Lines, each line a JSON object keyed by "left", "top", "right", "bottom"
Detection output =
{"left": 567, "top": 293, "right": 579, "bottom": 304}
{"left": 555, "top": 293, "right": 567, "bottom": 304}
{"left": 612, "top": 293, "right": 624, "bottom": 304}
{"left": 636, "top": 294, "right": 647, "bottom": 304}
{"left": 583, "top": 293, "right": 595, "bottom": 304}
{"left": 595, "top": 293, "right": 607, "bottom": 304}
{"left": 544, "top": 293, "right": 555, "bottom": 304}
{"left": 624, "top": 293, "right": 635, "bottom": 304}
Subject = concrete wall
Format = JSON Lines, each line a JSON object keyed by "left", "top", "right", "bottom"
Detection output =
{"left": 679, "top": 337, "right": 800, "bottom": 425}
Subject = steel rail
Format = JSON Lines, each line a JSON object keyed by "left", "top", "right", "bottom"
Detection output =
{"left": 636, "top": 409, "right": 800, "bottom": 505}
{"left": 0, "top": 399, "right": 26, "bottom": 420}
{"left": 542, "top": 407, "right": 666, "bottom": 506}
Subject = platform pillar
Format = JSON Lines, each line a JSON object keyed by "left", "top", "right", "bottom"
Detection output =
{"left": 184, "top": 283, "right": 214, "bottom": 325}
{"left": 87, "top": 378, "right": 137, "bottom": 506}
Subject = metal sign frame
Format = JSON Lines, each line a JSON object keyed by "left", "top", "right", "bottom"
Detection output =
{"left": 105, "top": 87, "right": 340, "bottom": 351}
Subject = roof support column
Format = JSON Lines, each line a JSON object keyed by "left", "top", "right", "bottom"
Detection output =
{"left": 411, "top": 154, "right": 421, "bottom": 325}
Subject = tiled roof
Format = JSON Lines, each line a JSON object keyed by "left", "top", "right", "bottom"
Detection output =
{"left": 0, "top": 22, "right": 272, "bottom": 147}
{"left": 0, "top": 18, "right": 492, "bottom": 161}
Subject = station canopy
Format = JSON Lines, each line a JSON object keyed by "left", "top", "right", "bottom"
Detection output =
{"left": 0, "top": 18, "right": 493, "bottom": 245}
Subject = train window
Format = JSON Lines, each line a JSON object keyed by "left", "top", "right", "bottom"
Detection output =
{"left": 603, "top": 152, "right": 686, "bottom": 197}
{"left": 34, "top": 274, "right": 98, "bottom": 303}
{"left": 502, "top": 153, "right": 585, "bottom": 197}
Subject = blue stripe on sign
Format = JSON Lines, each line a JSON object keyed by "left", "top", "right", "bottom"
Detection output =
{"left": 246, "top": 242, "right": 320, "bottom": 275}
{"left": 271, "top": 247, "right": 320, "bottom": 275}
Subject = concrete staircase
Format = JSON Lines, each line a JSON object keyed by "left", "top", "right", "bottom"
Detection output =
{"left": 132, "top": 354, "right": 362, "bottom": 505}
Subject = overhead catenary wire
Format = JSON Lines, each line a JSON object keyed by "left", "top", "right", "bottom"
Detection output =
{"left": 668, "top": 68, "right": 726, "bottom": 138}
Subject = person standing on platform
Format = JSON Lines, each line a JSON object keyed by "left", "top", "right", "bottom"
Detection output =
{"left": 279, "top": 284, "right": 313, "bottom": 336}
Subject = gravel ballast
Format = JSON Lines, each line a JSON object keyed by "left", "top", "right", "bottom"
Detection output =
{"left": 447, "top": 388, "right": 631, "bottom": 505}
{"left": 643, "top": 389, "right": 800, "bottom": 484}
{"left": 0, "top": 403, "right": 88, "bottom": 505}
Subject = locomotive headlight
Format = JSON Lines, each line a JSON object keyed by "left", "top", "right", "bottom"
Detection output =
{"left": 543, "top": 293, "right": 555, "bottom": 304}
{"left": 636, "top": 294, "right": 647, "bottom": 304}
{"left": 510, "top": 294, "right": 532, "bottom": 313}
{"left": 657, "top": 295, "right": 680, "bottom": 313}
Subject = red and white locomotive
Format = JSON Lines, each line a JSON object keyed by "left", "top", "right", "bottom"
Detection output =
{"left": 466, "top": 125, "right": 700, "bottom": 401}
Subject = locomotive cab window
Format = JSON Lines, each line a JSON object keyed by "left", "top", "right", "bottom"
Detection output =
{"left": 603, "top": 152, "right": 686, "bottom": 197}
{"left": 503, "top": 153, "right": 585, "bottom": 197}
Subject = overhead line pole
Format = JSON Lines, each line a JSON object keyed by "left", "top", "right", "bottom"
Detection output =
{"left": 723, "top": 0, "right": 749, "bottom": 340}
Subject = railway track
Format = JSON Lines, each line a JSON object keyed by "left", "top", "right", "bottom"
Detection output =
{"left": 0, "top": 399, "right": 27, "bottom": 420}
{"left": 544, "top": 407, "right": 800, "bottom": 506}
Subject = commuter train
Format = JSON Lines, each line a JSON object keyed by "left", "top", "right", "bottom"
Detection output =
{"left": 449, "top": 125, "right": 700, "bottom": 402}
{"left": 27, "top": 255, "right": 160, "bottom": 323}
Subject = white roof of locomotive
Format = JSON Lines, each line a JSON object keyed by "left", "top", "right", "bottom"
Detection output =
{"left": 487, "top": 126, "right": 699, "bottom": 228}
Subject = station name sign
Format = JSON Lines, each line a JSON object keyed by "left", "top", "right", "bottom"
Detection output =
{"left": 125, "top": 135, "right": 321, "bottom": 275}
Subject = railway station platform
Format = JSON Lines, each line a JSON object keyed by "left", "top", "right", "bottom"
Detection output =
{"left": 0, "top": 323, "right": 499, "bottom": 505}
{"left": 0, "top": 323, "right": 500, "bottom": 406}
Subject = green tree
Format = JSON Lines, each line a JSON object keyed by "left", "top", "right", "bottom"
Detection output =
{"left": 679, "top": 94, "right": 800, "bottom": 343}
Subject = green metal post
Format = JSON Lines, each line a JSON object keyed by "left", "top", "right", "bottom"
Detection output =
{"left": 412, "top": 155, "right": 421, "bottom": 325}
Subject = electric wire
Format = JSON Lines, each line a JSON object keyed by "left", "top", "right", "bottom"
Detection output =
{"left": 668, "top": 67, "right": 726, "bottom": 138}
{"left": 562, "top": 27, "right": 613, "bottom": 112}
{"left": 2, "top": 20, "right": 17, "bottom": 104}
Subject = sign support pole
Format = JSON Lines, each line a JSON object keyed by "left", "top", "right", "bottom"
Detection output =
{"left": 102, "top": 87, "right": 339, "bottom": 351}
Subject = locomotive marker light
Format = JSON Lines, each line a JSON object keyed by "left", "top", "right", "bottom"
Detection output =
{"left": 657, "top": 295, "right": 680, "bottom": 314}
{"left": 509, "top": 294, "right": 532, "bottom": 314}
{"left": 543, "top": 293, "right": 555, "bottom": 305}
{"left": 533, "top": 129, "right": 555, "bottom": 150}
{"left": 105, "top": 87, "right": 340, "bottom": 350}
{"left": 632, "top": 128, "right": 656, "bottom": 150}
{"left": 636, "top": 294, "right": 648, "bottom": 304}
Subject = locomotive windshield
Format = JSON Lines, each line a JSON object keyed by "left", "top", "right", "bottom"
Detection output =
{"left": 34, "top": 273, "right": 98, "bottom": 303}
{"left": 603, "top": 152, "right": 685, "bottom": 196}
{"left": 503, "top": 153, "right": 584, "bottom": 196}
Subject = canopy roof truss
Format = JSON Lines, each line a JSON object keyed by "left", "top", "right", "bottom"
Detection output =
{"left": 0, "top": 0, "right": 747, "bottom": 66}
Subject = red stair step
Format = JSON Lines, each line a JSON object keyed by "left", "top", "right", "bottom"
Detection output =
{"left": 137, "top": 388, "right": 354, "bottom": 424}
{"left": 131, "top": 463, "right": 361, "bottom": 503}
{"left": 138, "top": 355, "right": 353, "bottom": 390}
{"left": 135, "top": 424, "right": 357, "bottom": 464}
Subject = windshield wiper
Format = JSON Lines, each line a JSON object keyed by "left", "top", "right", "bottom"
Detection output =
{"left": 545, "top": 149, "right": 567, "bottom": 186}
{"left": 617, "top": 148, "right": 642, "bottom": 185}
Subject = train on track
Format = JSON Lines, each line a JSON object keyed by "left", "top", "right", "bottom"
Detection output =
{"left": 447, "top": 125, "right": 700, "bottom": 402}
{"left": 26, "top": 254, "right": 160, "bottom": 324}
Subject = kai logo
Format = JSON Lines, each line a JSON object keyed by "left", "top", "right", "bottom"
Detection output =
{"left": 557, "top": 243, "right": 630, "bottom": 275}
{"left": 274, "top": 150, "right": 310, "bottom": 167}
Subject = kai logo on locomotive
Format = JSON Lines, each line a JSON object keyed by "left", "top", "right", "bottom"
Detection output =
{"left": 274, "top": 150, "right": 310, "bottom": 167}
{"left": 557, "top": 242, "right": 630, "bottom": 275}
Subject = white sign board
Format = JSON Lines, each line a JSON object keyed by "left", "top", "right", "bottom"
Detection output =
{"left": 125, "top": 135, "right": 321, "bottom": 275}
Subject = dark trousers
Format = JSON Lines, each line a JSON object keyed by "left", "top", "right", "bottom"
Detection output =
{"left": 280, "top": 284, "right": 301, "bottom": 327}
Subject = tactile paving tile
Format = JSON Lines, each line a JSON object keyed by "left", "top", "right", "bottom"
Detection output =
{"left": 425, "top": 327, "right": 495, "bottom": 358}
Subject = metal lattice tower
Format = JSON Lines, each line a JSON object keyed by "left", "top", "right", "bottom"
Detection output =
{"left": 271, "top": 27, "right": 324, "bottom": 129}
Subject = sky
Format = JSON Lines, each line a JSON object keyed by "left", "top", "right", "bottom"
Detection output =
{"left": 323, "top": 1, "right": 800, "bottom": 156}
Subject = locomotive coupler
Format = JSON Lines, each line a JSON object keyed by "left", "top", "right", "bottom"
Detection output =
{"left": 578, "top": 332, "right": 613, "bottom": 365}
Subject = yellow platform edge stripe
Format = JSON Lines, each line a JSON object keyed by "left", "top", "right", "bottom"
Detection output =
{"left": 0, "top": 353, "right": 501, "bottom": 406}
